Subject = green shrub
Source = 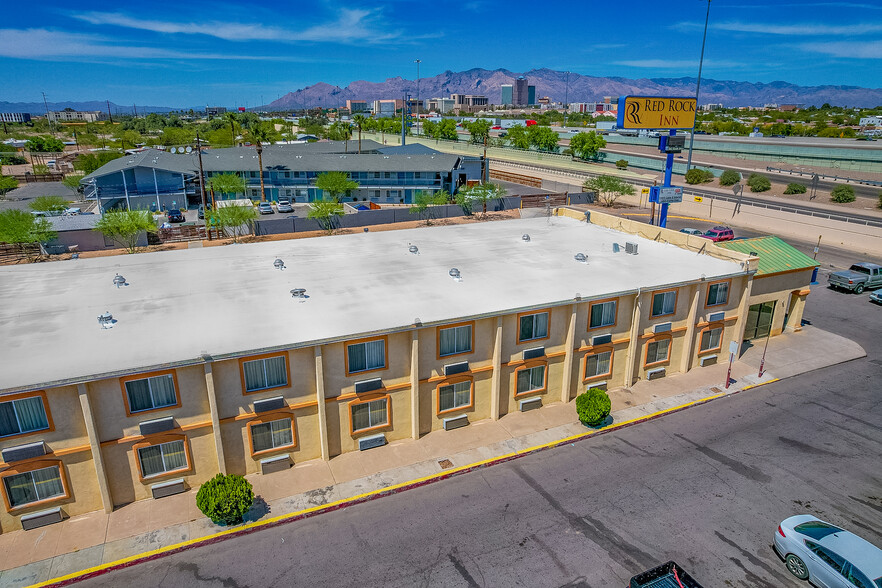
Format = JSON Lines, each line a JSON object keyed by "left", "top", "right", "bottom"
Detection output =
{"left": 196, "top": 473, "right": 254, "bottom": 525}
{"left": 576, "top": 387, "right": 612, "bottom": 426}
{"left": 615, "top": 159, "right": 628, "bottom": 170}
{"left": 684, "top": 168, "right": 714, "bottom": 184}
{"left": 747, "top": 173, "right": 771, "bottom": 192}
{"left": 784, "top": 183, "right": 807, "bottom": 194}
{"left": 719, "top": 170, "right": 740, "bottom": 186}
{"left": 830, "top": 184, "right": 856, "bottom": 203}
{"left": 878, "top": 192, "right": 882, "bottom": 209}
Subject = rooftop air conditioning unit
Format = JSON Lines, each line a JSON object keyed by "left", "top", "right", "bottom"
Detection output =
{"left": 443, "top": 362, "right": 469, "bottom": 377}
{"left": 358, "top": 433, "right": 386, "bottom": 451}
{"left": 699, "top": 355, "right": 718, "bottom": 367}
{"left": 151, "top": 478, "right": 187, "bottom": 499}
{"left": 354, "top": 378, "right": 383, "bottom": 394}
{"left": 625, "top": 242, "right": 639, "bottom": 255}
{"left": 518, "top": 397, "right": 542, "bottom": 412}
{"left": 443, "top": 414, "right": 470, "bottom": 431}
{"left": 647, "top": 368, "right": 666, "bottom": 380}
{"left": 260, "top": 454, "right": 291, "bottom": 475}
{"left": 253, "top": 396, "right": 286, "bottom": 414}
{"left": 21, "top": 507, "right": 65, "bottom": 531}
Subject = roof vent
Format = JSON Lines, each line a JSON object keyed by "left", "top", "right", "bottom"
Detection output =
{"left": 290, "top": 288, "right": 307, "bottom": 300}
{"left": 749, "top": 251, "right": 758, "bottom": 256}
{"left": 112, "top": 273, "right": 127, "bottom": 288}
{"left": 522, "top": 234, "right": 530, "bottom": 242}
{"left": 408, "top": 245, "right": 419, "bottom": 254}
{"left": 612, "top": 243, "right": 621, "bottom": 253}
{"left": 574, "top": 253, "right": 587, "bottom": 263}
{"left": 273, "top": 258, "right": 285, "bottom": 270}
{"left": 625, "top": 242, "right": 639, "bottom": 255}
{"left": 98, "top": 311, "right": 115, "bottom": 329}
{"left": 449, "top": 268, "right": 462, "bottom": 281}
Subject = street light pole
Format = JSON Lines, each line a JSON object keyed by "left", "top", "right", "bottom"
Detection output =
{"left": 414, "top": 59, "right": 421, "bottom": 136}
{"left": 686, "top": 0, "right": 711, "bottom": 172}
{"left": 564, "top": 71, "right": 569, "bottom": 129}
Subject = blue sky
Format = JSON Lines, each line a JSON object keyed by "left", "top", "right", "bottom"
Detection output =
{"left": 2, "top": 0, "right": 880, "bottom": 107}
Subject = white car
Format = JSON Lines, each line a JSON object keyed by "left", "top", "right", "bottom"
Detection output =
{"left": 774, "top": 515, "right": 882, "bottom": 587}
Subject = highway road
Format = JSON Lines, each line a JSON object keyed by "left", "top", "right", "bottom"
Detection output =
{"left": 78, "top": 274, "right": 882, "bottom": 588}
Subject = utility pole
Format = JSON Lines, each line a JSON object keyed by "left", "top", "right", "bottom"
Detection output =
{"left": 196, "top": 132, "right": 209, "bottom": 238}
{"left": 106, "top": 100, "right": 114, "bottom": 124}
{"left": 564, "top": 71, "right": 569, "bottom": 129}
{"left": 42, "top": 92, "right": 53, "bottom": 132}
{"left": 401, "top": 92, "right": 408, "bottom": 146}
{"left": 414, "top": 59, "right": 421, "bottom": 136}
{"left": 686, "top": 0, "right": 711, "bottom": 171}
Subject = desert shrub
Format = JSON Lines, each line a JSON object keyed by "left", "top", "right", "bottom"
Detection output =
{"left": 196, "top": 473, "right": 254, "bottom": 525}
{"left": 575, "top": 387, "right": 612, "bottom": 426}
{"left": 615, "top": 159, "right": 628, "bottom": 170}
{"left": 830, "top": 185, "right": 856, "bottom": 203}
{"left": 878, "top": 192, "right": 882, "bottom": 209}
{"left": 684, "top": 168, "right": 714, "bottom": 184}
{"left": 747, "top": 173, "right": 771, "bottom": 192}
{"left": 784, "top": 183, "right": 807, "bottom": 194}
{"left": 719, "top": 170, "right": 740, "bottom": 186}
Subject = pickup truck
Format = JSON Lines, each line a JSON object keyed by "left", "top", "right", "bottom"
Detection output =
{"left": 629, "top": 561, "right": 703, "bottom": 588}
{"left": 828, "top": 262, "right": 882, "bottom": 294}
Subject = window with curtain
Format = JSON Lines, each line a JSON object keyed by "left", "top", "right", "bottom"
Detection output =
{"left": 0, "top": 395, "right": 49, "bottom": 437}
{"left": 646, "top": 339, "right": 671, "bottom": 365}
{"left": 651, "top": 291, "right": 677, "bottom": 317}
{"left": 347, "top": 339, "right": 385, "bottom": 373}
{"left": 700, "top": 327, "right": 723, "bottom": 352}
{"left": 439, "top": 324, "right": 472, "bottom": 356}
{"left": 519, "top": 312, "right": 549, "bottom": 342}
{"left": 589, "top": 301, "right": 617, "bottom": 329}
{"left": 243, "top": 356, "right": 288, "bottom": 392}
{"left": 439, "top": 381, "right": 471, "bottom": 412}
{"left": 516, "top": 365, "right": 546, "bottom": 395}
{"left": 125, "top": 374, "right": 177, "bottom": 413}
{"left": 137, "top": 440, "right": 187, "bottom": 478}
{"left": 351, "top": 398, "right": 388, "bottom": 432}
{"left": 250, "top": 418, "right": 293, "bottom": 453}
{"left": 584, "top": 351, "right": 612, "bottom": 379}
{"left": 707, "top": 282, "right": 729, "bottom": 306}
{"left": 2, "top": 466, "right": 64, "bottom": 508}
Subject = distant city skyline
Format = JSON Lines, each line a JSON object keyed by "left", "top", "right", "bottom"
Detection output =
{"left": 1, "top": 0, "right": 879, "bottom": 106}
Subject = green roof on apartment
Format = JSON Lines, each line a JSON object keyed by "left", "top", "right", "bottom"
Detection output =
{"left": 716, "top": 236, "right": 819, "bottom": 276}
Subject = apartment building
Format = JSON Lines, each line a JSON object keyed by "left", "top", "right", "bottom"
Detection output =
{"left": 0, "top": 212, "right": 818, "bottom": 532}
{"left": 0, "top": 113, "right": 31, "bottom": 123}
{"left": 46, "top": 110, "right": 106, "bottom": 123}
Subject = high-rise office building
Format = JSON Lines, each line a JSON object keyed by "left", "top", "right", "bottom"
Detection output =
{"left": 500, "top": 85, "right": 513, "bottom": 105}
{"left": 528, "top": 85, "right": 536, "bottom": 106}
{"left": 514, "top": 77, "right": 529, "bottom": 106}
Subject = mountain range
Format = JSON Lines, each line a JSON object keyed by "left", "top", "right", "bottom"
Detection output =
{"left": 4, "top": 68, "right": 881, "bottom": 115}
{"left": 262, "top": 68, "right": 882, "bottom": 110}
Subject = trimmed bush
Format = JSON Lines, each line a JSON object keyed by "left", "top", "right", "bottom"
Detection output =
{"left": 747, "top": 173, "right": 771, "bottom": 192}
{"left": 719, "top": 170, "right": 740, "bottom": 186}
{"left": 878, "top": 192, "right": 882, "bottom": 209}
{"left": 831, "top": 184, "right": 856, "bottom": 203}
{"left": 196, "top": 473, "right": 254, "bottom": 525}
{"left": 684, "top": 168, "right": 714, "bottom": 185}
{"left": 576, "top": 387, "right": 612, "bottom": 426}
{"left": 615, "top": 159, "right": 628, "bottom": 170}
{"left": 784, "top": 183, "right": 807, "bottom": 194}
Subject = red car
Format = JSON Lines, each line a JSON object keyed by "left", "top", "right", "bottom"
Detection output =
{"left": 491, "top": 126, "right": 502, "bottom": 130}
{"left": 525, "top": 120, "right": 538, "bottom": 126}
{"left": 702, "top": 226, "right": 734, "bottom": 242}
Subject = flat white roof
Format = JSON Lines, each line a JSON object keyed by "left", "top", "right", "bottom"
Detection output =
{"left": 0, "top": 216, "right": 744, "bottom": 393}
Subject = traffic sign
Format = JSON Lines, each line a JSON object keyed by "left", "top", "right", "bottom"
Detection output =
{"left": 658, "top": 186, "right": 683, "bottom": 203}
{"left": 694, "top": 196, "right": 703, "bottom": 203}
{"left": 617, "top": 96, "right": 697, "bottom": 130}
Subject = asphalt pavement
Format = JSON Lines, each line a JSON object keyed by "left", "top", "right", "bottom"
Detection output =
{"left": 71, "top": 268, "right": 882, "bottom": 587}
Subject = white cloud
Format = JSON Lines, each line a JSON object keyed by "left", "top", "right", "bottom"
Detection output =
{"left": 614, "top": 59, "right": 745, "bottom": 69}
{"left": 800, "top": 40, "right": 882, "bottom": 58}
{"left": 711, "top": 21, "right": 882, "bottom": 35}
{"left": 0, "top": 29, "right": 300, "bottom": 61}
{"left": 72, "top": 8, "right": 402, "bottom": 44}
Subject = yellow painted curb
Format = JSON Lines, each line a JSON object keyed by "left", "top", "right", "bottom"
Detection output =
{"left": 741, "top": 378, "right": 780, "bottom": 391}
{"left": 28, "top": 390, "right": 725, "bottom": 588}
{"left": 621, "top": 213, "right": 714, "bottom": 223}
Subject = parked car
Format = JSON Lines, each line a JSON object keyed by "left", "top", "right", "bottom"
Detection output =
{"left": 679, "top": 228, "right": 704, "bottom": 236}
{"left": 166, "top": 209, "right": 185, "bottom": 223}
{"left": 828, "top": 263, "right": 882, "bottom": 294}
{"left": 701, "top": 226, "right": 734, "bottom": 242}
{"left": 870, "top": 290, "right": 882, "bottom": 305}
{"left": 277, "top": 198, "right": 294, "bottom": 213}
{"left": 197, "top": 205, "right": 205, "bottom": 219}
{"left": 257, "top": 202, "right": 274, "bottom": 215}
{"left": 774, "top": 515, "right": 882, "bottom": 587}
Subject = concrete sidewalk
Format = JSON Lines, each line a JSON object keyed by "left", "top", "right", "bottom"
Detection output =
{"left": 0, "top": 325, "right": 865, "bottom": 588}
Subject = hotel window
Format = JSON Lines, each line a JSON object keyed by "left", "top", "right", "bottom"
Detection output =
{"left": 584, "top": 350, "right": 612, "bottom": 379}
{"left": 646, "top": 338, "right": 671, "bottom": 366}
{"left": 242, "top": 355, "right": 288, "bottom": 392}
{"left": 351, "top": 397, "right": 389, "bottom": 433}
{"left": 137, "top": 440, "right": 187, "bottom": 478}
{"left": 2, "top": 465, "right": 65, "bottom": 508}
{"left": 519, "top": 311, "right": 549, "bottom": 342}
{"left": 516, "top": 364, "right": 546, "bottom": 396}
{"left": 124, "top": 373, "right": 177, "bottom": 413}
{"left": 589, "top": 300, "right": 617, "bottom": 329}
{"left": 651, "top": 291, "right": 677, "bottom": 317}
{"left": 250, "top": 418, "right": 294, "bottom": 454}
{"left": 439, "top": 323, "right": 472, "bottom": 357}
{"left": 0, "top": 395, "right": 49, "bottom": 438}
{"left": 700, "top": 327, "right": 723, "bottom": 353}
{"left": 438, "top": 380, "right": 472, "bottom": 413}
{"left": 347, "top": 338, "right": 386, "bottom": 374}
{"left": 707, "top": 282, "right": 729, "bottom": 306}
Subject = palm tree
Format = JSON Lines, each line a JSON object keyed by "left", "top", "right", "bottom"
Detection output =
{"left": 247, "top": 122, "right": 274, "bottom": 202}
{"left": 352, "top": 114, "right": 367, "bottom": 153}
{"left": 223, "top": 112, "right": 238, "bottom": 146}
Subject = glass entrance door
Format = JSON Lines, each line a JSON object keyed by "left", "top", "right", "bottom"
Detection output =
{"left": 744, "top": 301, "right": 775, "bottom": 340}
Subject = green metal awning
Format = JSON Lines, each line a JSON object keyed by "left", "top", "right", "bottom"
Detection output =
{"left": 716, "top": 236, "right": 819, "bottom": 276}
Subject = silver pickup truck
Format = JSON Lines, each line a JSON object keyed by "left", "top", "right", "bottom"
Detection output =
{"left": 828, "top": 262, "right": 882, "bottom": 294}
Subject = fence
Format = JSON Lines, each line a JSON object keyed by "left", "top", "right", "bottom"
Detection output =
{"left": 11, "top": 173, "right": 66, "bottom": 183}
{"left": 521, "top": 193, "right": 570, "bottom": 208}
{"left": 489, "top": 169, "right": 543, "bottom": 188}
{"left": 0, "top": 243, "right": 41, "bottom": 264}
{"left": 765, "top": 167, "right": 882, "bottom": 187}
{"left": 158, "top": 226, "right": 208, "bottom": 243}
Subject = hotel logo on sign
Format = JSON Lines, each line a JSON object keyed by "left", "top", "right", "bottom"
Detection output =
{"left": 617, "top": 96, "right": 697, "bottom": 130}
